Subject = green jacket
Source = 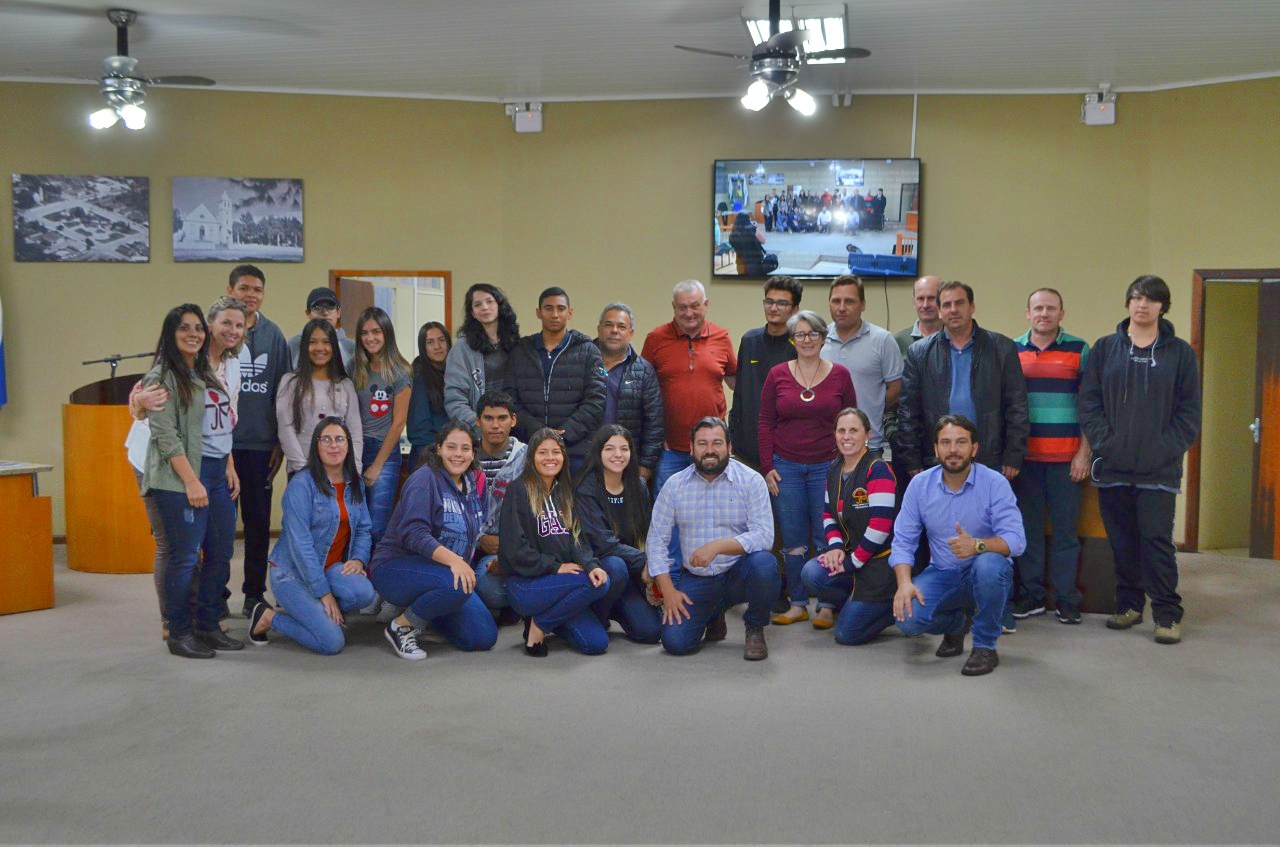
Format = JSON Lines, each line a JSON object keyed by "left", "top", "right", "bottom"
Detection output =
{"left": 141, "top": 362, "right": 206, "bottom": 495}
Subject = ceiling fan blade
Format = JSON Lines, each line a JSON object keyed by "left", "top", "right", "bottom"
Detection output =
{"left": 760, "top": 30, "right": 807, "bottom": 53}
{"left": 675, "top": 44, "right": 751, "bottom": 60}
{"left": 148, "top": 75, "right": 217, "bottom": 86}
{"left": 805, "top": 46, "right": 871, "bottom": 61}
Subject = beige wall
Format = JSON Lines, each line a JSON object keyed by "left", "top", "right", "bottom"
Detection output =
{"left": 2, "top": 76, "right": 1278, "bottom": 533}
{"left": 1199, "top": 282, "right": 1261, "bottom": 550}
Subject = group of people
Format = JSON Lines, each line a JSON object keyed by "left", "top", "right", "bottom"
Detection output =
{"left": 761, "top": 187, "right": 888, "bottom": 234}
{"left": 129, "top": 264, "right": 1201, "bottom": 677}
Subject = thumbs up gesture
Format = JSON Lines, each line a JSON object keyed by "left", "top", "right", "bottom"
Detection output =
{"left": 948, "top": 522, "right": 978, "bottom": 558}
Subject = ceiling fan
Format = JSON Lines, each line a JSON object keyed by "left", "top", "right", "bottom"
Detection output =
{"left": 89, "top": 8, "right": 216, "bottom": 130}
{"left": 675, "top": 0, "right": 869, "bottom": 114}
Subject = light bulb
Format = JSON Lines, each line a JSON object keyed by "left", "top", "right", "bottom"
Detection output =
{"left": 89, "top": 107, "right": 119, "bottom": 129}
{"left": 741, "top": 80, "right": 771, "bottom": 112}
{"left": 119, "top": 104, "right": 146, "bottom": 130}
{"left": 786, "top": 87, "right": 816, "bottom": 116}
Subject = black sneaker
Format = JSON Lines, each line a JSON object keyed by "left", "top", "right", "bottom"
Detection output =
{"left": 385, "top": 621, "right": 426, "bottom": 660}
{"left": 1055, "top": 604, "right": 1082, "bottom": 625}
{"left": 1011, "top": 597, "right": 1046, "bottom": 619}
{"left": 247, "top": 601, "right": 271, "bottom": 645}
{"left": 242, "top": 595, "right": 271, "bottom": 619}
{"left": 168, "top": 633, "right": 215, "bottom": 659}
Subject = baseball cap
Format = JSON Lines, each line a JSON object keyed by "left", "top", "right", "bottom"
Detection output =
{"left": 306, "top": 287, "right": 339, "bottom": 310}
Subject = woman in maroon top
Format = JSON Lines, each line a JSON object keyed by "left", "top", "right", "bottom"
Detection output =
{"left": 758, "top": 309, "right": 857, "bottom": 624}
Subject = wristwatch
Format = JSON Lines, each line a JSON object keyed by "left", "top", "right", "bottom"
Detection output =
{"left": 974, "top": 539, "right": 987, "bottom": 554}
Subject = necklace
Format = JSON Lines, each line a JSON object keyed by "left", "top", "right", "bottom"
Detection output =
{"left": 796, "top": 359, "right": 822, "bottom": 402}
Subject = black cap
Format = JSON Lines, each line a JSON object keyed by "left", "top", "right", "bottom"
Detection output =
{"left": 306, "top": 287, "right": 339, "bottom": 310}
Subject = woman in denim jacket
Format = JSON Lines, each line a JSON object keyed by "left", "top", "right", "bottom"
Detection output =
{"left": 248, "top": 417, "right": 376, "bottom": 654}
{"left": 368, "top": 420, "right": 499, "bottom": 660}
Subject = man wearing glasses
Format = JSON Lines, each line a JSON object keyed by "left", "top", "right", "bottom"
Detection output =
{"left": 287, "top": 287, "right": 356, "bottom": 372}
{"left": 641, "top": 280, "right": 738, "bottom": 496}
{"left": 728, "top": 277, "right": 801, "bottom": 470}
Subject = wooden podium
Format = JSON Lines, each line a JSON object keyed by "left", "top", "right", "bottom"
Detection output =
{"left": 0, "top": 462, "right": 54, "bottom": 614}
{"left": 63, "top": 374, "right": 156, "bottom": 573}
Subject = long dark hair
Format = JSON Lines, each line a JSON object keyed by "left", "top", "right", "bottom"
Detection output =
{"left": 519, "top": 427, "right": 577, "bottom": 538}
{"left": 154, "top": 304, "right": 221, "bottom": 407}
{"left": 579, "top": 424, "right": 650, "bottom": 546}
{"left": 289, "top": 318, "right": 349, "bottom": 435}
{"left": 460, "top": 283, "right": 520, "bottom": 354}
{"left": 413, "top": 320, "right": 451, "bottom": 413}
{"left": 352, "top": 306, "right": 411, "bottom": 391}
{"left": 424, "top": 418, "right": 481, "bottom": 479}
{"left": 306, "top": 416, "right": 363, "bottom": 499}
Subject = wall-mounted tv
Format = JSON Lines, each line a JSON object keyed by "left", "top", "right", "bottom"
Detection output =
{"left": 712, "top": 158, "right": 921, "bottom": 279}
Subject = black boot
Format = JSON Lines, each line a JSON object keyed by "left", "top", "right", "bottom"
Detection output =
{"left": 168, "top": 633, "right": 215, "bottom": 659}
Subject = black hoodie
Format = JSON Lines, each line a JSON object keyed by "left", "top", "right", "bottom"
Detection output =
{"left": 1079, "top": 317, "right": 1201, "bottom": 488}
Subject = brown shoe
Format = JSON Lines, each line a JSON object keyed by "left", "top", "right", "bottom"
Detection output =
{"left": 705, "top": 612, "right": 728, "bottom": 642}
{"left": 743, "top": 626, "right": 768, "bottom": 661}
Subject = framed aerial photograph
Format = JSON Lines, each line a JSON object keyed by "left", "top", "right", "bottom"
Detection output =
{"left": 172, "top": 177, "right": 303, "bottom": 263}
{"left": 12, "top": 174, "right": 150, "bottom": 262}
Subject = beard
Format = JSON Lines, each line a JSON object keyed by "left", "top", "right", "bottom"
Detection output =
{"left": 695, "top": 451, "right": 729, "bottom": 477}
{"left": 940, "top": 453, "right": 973, "bottom": 474}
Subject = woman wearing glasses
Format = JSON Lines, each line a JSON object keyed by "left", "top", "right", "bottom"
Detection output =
{"left": 758, "top": 309, "right": 857, "bottom": 625}
{"left": 247, "top": 417, "right": 376, "bottom": 654}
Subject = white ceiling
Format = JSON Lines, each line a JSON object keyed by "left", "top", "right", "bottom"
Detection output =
{"left": 1, "top": 0, "right": 1279, "bottom": 102}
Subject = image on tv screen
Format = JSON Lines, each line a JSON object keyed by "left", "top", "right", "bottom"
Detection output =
{"left": 712, "top": 158, "right": 921, "bottom": 279}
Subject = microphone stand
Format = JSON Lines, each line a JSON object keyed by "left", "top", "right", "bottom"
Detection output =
{"left": 82, "top": 351, "right": 154, "bottom": 390}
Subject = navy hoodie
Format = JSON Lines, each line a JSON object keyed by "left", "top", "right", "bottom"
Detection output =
{"left": 1079, "top": 317, "right": 1201, "bottom": 489}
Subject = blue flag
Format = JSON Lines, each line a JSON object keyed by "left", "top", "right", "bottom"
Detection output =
{"left": 0, "top": 289, "right": 7, "bottom": 407}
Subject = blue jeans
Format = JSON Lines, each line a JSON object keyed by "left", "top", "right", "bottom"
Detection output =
{"left": 362, "top": 439, "right": 403, "bottom": 545}
{"left": 267, "top": 565, "right": 376, "bottom": 654}
{"left": 1015, "top": 461, "right": 1083, "bottom": 607}
{"left": 772, "top": 455, "right": 828, "bottom": 606}
{"left": 506, "top": 572, "right": 612, "bottom": 655}
{"left": 660, "top": 551, "right": 780, "bottom": 655}
{"left": 598, "top": 555, "right": 661, "bottom": 644}
{"left": 800, "top": 557, "right": 895, "bottom": 645}
{"left": 369, "top": 557, "right": 498, "bottom": 651}
{"left": 896, "top": 553, "right": 1013, "bottom": 651}
{"left": 153, "top": 456, "right": 235, "bottom": 636}
{"left": 653, "top": 449, "right": 693, "bottom": 497}
{"left": 473, "top": 554, "right": 509, "bottom": 612}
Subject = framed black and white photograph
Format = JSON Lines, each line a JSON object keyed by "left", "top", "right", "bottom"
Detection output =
{"left": 12, "top": 174, "right": 150, "bottom": 262}
{"left": 172, "top": 177, "right": 303, "bottom": 263}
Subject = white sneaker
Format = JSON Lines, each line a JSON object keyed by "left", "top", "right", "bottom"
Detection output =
{"left": 384, "top": 621, "right": 426, "bottom": 660}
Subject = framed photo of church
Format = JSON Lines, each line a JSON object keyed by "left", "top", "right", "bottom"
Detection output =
{"left": 171, "top": 177, "right": 303, "bottom": 263}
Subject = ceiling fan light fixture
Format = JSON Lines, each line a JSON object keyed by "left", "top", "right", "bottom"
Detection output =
{"left": 89, "top": 107, "right": 119, "bottom": 129}
{"left": 743, "top": 14, "right": 794, "bottom": 45}
{"left": 119, "top": 104, "right": 146, "bottom": 130}
{"left": 785, "top": 86, "right": 817, "bottom": 116}
{"left": 742, "top": 80, "right": 772, "bottom": 111}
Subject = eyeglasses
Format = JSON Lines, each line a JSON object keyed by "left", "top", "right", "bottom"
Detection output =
{"left": 310, "top": 303, "right": 339, "bottom": 314}
{"left": 318, "top": 435, "right": 348, "bottom": 445}
{"left": 762, "top": 298, "right": 794, "bottom": 309}
{"left": 791, "top": 331, "right": 825, "bottom": 342}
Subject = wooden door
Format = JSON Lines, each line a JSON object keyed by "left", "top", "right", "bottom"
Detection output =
{"left": 1249, "top": 281, "right": 1280, "bottom": 558}
{"left": 334, "top": 277, "right": 374, "bottom": 334}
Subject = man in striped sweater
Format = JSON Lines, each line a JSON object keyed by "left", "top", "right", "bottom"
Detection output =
{"left": 1011, "top": 288, "right": 1091, "bottom": 624}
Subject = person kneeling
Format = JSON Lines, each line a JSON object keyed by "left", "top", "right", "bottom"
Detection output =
{"left": 888, "top": 416, "right": 1026, "bottom": 676}
{"left": 366, "top": 421, "right": 499, "bottom": 660}
{"left": 499, "top": 428, "right": 613, "bottom": 657}
{"left": 248, "top": 418, "right": 376, "bottom": 654}
{"left": 646, "top": 417, "right": 778, "bottom": 660}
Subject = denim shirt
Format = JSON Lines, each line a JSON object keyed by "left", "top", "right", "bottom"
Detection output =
{"left": 269, "top": 470, "right": 373, "bottom": 598}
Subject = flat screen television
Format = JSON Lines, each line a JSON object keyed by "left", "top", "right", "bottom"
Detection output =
{"left": 712, "top": 158, "right": 921, "bottom": 279}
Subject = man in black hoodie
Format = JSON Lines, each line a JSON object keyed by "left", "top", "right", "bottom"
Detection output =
{"left": 508, "top": 287, "right": 606, "bottom": 473}
{"left": 1079, "top": 275, "right": 1201, "bottom": 645}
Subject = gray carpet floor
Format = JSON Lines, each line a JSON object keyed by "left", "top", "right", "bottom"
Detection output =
{"left": 2, "top": 545, "right": 1278, "bottom": 844}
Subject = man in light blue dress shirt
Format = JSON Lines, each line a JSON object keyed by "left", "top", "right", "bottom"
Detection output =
{"left": 647, "top": 417, "right": 778, "bottom": 660}
{"left": 889, "top": 415, "right": 1026, "bottom": 675}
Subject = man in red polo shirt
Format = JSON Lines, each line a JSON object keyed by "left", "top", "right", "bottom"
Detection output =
{"left": 642, "top": 279, "right": 738, "bottom": 495}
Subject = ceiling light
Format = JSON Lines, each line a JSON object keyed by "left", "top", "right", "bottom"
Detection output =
{"left": 785, "top": 87, "right": 817, "bottom": 116}
{"left": 741, "top": 80, "right": 772, "bottom": 111}
{"left": 89, "top": 107, "right": 119, "bottom": 129}
{"left": 119, "top": 104, "right": 146, "bottom": 130}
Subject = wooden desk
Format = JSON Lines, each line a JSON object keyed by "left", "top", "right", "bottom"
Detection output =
{"left": 0, "top": 462, "right": 55, "bottom": 614}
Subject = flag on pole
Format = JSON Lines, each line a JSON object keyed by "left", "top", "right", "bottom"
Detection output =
{"left": 0, "top": 290, "right": 7, "bottom": 407}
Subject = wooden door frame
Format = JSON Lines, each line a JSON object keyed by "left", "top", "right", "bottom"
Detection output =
{"left": 1186, "top": 267, "right": 1280, "bottom": 552}
{"left": 327, "top": 270, "right": 453, "bottom": 334}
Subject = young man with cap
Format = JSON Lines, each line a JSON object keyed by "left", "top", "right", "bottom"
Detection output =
{"left": 287, "top": 287, "right": 356, "bottom": 372}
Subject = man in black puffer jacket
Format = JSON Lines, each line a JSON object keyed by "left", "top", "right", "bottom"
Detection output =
{"left": 595, "top": 302, "right": 664, "bottom": 480}
{"left": 507, "top": 287, "right": 607, "bottom": 472}
{"left": 895, "top": 280, "right": 1029, "bottom": 479}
